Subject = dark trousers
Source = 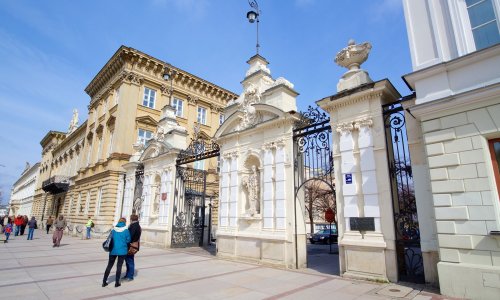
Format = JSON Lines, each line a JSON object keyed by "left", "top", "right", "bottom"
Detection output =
{"left": 125, "top": 255, "right": 135, "bottom": 279}
{"left": 103, "top": 255, "right": 125, "bottom": 284}
{"left": 46, "top": 224, "right": 51, "bottom": 234}
{"left": 20, "top": 225, "right": 26, "bottom": 235}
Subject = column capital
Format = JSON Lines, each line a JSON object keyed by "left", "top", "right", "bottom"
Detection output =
{"left": 336, "top": 122, "right": 354, "bottom": 134}
{"left": 354, "top": 118, "right": 373, "bottom": 129}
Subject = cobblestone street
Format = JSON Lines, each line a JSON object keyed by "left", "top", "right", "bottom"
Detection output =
{"left": 0, "top": 231, "right": 456, "bottom": 300}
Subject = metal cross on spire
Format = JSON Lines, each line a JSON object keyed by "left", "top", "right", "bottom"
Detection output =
{"left": 246, "top": 0, "right": 261, "bottom": 54}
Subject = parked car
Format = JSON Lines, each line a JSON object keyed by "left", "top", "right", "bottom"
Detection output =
{"left": 309, "top": 227, "right": 338, "bottom": 244}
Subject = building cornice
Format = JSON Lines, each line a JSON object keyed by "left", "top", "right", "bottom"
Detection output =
{"left": 85, "top": 46, "right": 238, "bottom": 108}
{"left": 407, "top": 81, "right": 500, "bottom": 121}
{"left": 403, "top": 43, "right": 500, "bottom": 90}
{"left": 317, "top": 79, "right": 400, "bottom": 113}
{"left": 40, "top": 131, "right": 66, "bottom": 149}
{"left": 52, "top": 120, "right": 88, "bottom": 155}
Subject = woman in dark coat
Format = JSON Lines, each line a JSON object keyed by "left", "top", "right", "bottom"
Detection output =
{"left": 102, "top": 218, "right": 131, "bottom": 288}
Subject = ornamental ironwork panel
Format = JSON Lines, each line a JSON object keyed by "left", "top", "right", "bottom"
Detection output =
{"left": 171, "top": 167, "right": 207, "bottom": 248}
{"left": 177, "top": 136, "right": 220, "bottom": 165}
{"left": 383, "top": 100, "right": 424, "bottom": 284}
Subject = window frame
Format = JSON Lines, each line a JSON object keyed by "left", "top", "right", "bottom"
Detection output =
{"left": 143, "top": 87, "right": 156, "bottom": 109}
{"left": 488, "top": 138, "right": 500, "bottom": 198}
{"left": 197, "top": 106, "right": 207, "bottom": 125}
{"left": 453, "top": 0, "right": 500, "bottom": 54}
{"left": 172, "top": 98, "right": 184, "bottom": 117}
{"left": 137, "top": 128, "right": 153, "bottom": 146}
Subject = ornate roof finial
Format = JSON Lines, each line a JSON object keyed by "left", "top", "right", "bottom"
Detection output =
{"left": 334, "top": 39, "right": 373, "bottom": 92}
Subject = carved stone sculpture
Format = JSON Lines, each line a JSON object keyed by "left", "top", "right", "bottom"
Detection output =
{"left": 68, "top": 109, "right": 79, "bottom": 133}
{"left": 243, "top": 165, "right": 260, "bottom": 215}
{"left": 335, "top": 39, "right": 373, "bottom": 92}
{"left": 240, "top": 84, "right": 261, "bottom": 129}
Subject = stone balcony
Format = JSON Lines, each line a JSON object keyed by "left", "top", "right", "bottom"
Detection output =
{"left": 42, "top": 175, "right": 70, "bottom": 194}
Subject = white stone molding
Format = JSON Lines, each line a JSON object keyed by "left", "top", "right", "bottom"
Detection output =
{"left": 336, "top": 122, "right": 354, "bottom": 134}
{"left": 354, "top": 118, "right": 374, "bottom": 129}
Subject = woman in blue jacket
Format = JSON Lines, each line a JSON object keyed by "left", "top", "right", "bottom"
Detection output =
{"left": 102, "top": 218, "right": 131, "bottom": 287}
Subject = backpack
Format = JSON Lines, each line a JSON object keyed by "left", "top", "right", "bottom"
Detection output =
{"left": 102, "top": 231, "right": 114, "bottom": 252}
{"left": 90, "top": 221, "right": 95, "bottom": 228}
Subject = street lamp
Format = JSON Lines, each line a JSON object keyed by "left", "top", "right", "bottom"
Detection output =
{"left": 246, "top": 0, "right": 261, "bottom": 54}
{"left": 163, "top": 66, "right": 177, "bottom": 106}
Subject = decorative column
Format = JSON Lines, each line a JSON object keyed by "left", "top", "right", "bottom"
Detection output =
{"left": 262, "top": 143, "right": 274, "bottom": 229}
{"left": 317, "top": 40, "right": 400, "bottom": 282}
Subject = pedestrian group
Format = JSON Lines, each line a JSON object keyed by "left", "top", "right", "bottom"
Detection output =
{"left": 2, "top": 213, "right": 142, "bottom": 288}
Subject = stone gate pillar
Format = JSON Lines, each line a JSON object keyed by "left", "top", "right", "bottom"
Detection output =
{"left": 214, "top": 55, "right": 305, "bottom": 268}
{"left": 317, "top": 41, "right": 400, "bottom": 282}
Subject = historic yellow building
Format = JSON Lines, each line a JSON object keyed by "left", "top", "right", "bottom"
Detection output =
{"left": 31, "top": 46, "right": 237, "bottom": 230}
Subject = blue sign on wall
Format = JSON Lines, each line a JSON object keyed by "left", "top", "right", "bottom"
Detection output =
{"left": 345, "top": 173, "right": 352, "bottom": 184}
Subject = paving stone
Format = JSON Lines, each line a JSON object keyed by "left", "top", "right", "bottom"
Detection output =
{"left": 0, "top": 230, "right": 449, "bottom": 300}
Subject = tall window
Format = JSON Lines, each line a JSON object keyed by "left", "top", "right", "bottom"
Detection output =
{"left": 96, "top": 136, "right": 103, "bottom": 162}
{"left": 114, "top": 87, "right": 120, "bottom": 105}
{"left": 95, "top": 187, "right": 103, "bottom": 216}
{"left": 197, "top": 106, "right": 207, "bottom": 125}
{"left": 84, "top": 191, "right": 90, "bottom": 215}
{"left": 76, "top": 192, "right": 82, "bottom": 213}
{"left": 172, "top": 98, "right": 184, "bottom": 117}
{"left": 107, "top": 131, "right": 114, "bottom": 157}
{"left": 86, "top": 142, "right": 93, "bottom": 166}
{"left": 143, "top": 87, "right": 156, "bottom": 109}
{"left": 67, "top": 196, "right": 73, "bottom": 215}
{"left": 466, "top": 0, "right": 500, "bottom": 50}
{"left": 138, "top": 129, "right": 153, "bottom": 145}
{"left": 489, "top": 138, "right": 500, "bottom": 197}
{"left": 219, "top": 114, "right": 225, "bottom": 125}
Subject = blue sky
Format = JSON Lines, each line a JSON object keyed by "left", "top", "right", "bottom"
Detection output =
{"left": 0, "top": 0, "right": 412, "bottom": 204}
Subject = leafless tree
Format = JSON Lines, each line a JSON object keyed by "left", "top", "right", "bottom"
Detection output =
{"left": 304, "top": 180, "right": 336, "bottom": 235}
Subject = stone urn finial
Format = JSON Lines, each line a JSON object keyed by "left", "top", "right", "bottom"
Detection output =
{"left": 334, "top": 39, "right": 373, "bottom": 92}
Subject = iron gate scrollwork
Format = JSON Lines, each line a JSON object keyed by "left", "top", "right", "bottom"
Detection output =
{"left": 383, "top": 100, "right": 424, "bottom": 283}
{"left": 171, "top": 167, "right": 207, "bottom": 248}
{"left": 293, "top": 106, "right": 336, "bottom": 268}
{"left": 171, "top": 131, "right": 219, "bottom": 248}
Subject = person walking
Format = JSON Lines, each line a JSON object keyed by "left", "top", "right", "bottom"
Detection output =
{"left": 85, "top": 216, "right": 93, "bottom": 239}
{"left": 27, "top": 216, "right": 37, "bottom": 240}
{"left": 52, "top": 215, "right": 67, "bottom": 247}
{"left": 46, "top": 216, "right": 54, "bottom": 234}
{"left": 4, "top": 222, "right": 12, "bottom": 243}
{"left": 20, "top": 215, "right": 28, "bottom": 235}
{"left": 124, "top": 214, "right": 141, "bottom": 281}
{"left": 14, "top": 215, "right": 23, "bottom": 236}
{"left": 102, "top": 218, "right": 130, "bottom": 288}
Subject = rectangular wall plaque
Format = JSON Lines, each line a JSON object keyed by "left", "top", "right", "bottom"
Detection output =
{"left": 345, "top": 173, "right": 352, "bottom": 184}
{"left": 350, "top": 217, "right": 375, "bottom": 231}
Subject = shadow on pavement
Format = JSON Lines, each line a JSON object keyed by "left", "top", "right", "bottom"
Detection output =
{"left": 306, "top": 242, "right": 340, "bottom": 276}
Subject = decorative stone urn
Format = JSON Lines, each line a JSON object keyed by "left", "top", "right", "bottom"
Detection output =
{"left": 335, "top": 39, "right": 373, "bottom": 92}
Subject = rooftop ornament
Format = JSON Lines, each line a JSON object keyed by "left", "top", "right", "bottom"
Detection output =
{"left": 334, "top": 39, "right": 373, "bottom": 92}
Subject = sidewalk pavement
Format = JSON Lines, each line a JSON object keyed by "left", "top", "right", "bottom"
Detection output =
{"left": 0, "top": 230, "right": 459, "bottom": 300}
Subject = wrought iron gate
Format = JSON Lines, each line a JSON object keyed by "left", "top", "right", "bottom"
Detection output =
{"left": 171, "top": 132, "right": 219, "bottom": 248}
{"left": 293, "top": 106, "right": 336, "bottom": 268}
{"left": 383, "top": 100, "right": 424, "bottom": 283}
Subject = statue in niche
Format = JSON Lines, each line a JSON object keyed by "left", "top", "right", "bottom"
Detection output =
{"left": 152, "top": 187, "right": 160, "bottom": 216}
{"left": 242, "top": 165, "right": 260, "bottom": 215}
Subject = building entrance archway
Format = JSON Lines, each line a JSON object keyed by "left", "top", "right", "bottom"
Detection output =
{"left": 293, "top": 106, "right": 339, "bottom": 274}
{"left": 171, "top": 131, "right": 220, "bottom": 248}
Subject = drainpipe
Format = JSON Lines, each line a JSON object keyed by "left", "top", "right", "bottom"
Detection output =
{"left": 119, "top": 173, "right": 126, "bottom": 218}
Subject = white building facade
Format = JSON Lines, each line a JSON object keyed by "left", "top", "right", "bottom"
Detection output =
{"left": 403, "top": 0, "right": 500, "bottom": 298}
{"left": 9, "top": 162, "right": 40, "bottom": 217}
